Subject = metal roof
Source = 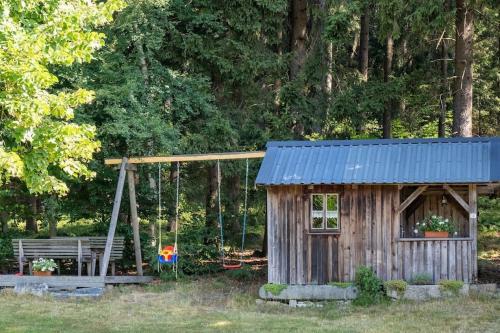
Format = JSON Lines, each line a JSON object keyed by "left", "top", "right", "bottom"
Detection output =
{"left": 256, "top": 137, "right": 500, "bottom": 185}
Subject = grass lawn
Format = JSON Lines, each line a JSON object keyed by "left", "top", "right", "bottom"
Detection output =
{"left": 0, "top": 274, "right": 498, "bottom": 333}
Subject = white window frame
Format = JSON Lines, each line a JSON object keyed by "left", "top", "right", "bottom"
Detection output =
{"left": 310, "top": 193, "right": 340, "bottom": 232}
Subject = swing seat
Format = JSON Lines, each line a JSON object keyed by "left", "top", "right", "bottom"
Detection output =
{"left": 158, "top": 245, "right": 177, "bottom": 264}
{"left": 222, "top": 262, "right": 242, "bottom": 270}
{"left": 159, "top": 253, "right": 177, "bottom": 264}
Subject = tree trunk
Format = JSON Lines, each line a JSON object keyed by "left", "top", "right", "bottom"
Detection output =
{"left": 49, "top": 217, "right": 57, "bottom": 237}
{"left": 290, "top": 0, "right": 308, "bottom": 79}
{"left": 383, "top": 33, "right": 393, "bottom": 139}
{"left": 205, "top": 164, "right": 219, "bottom": 243}
{"left": 325, "top": 41, "right": 333, "bottom": 96}
{"left": 439, "top": 0, "right": 451, "bottom": 138}
{"left": 452, "top": 0, "right": 474, "bottom": 137}
{"left": 134, "top": 24, "right": 149, "bottom": 86}
{"left": 439, "top": 39, "right": 449, "bottom": 137}
{"left": 1, "top": 211, "right": 8, "bottom": 235}
{"left": 26, "top": 196, "right": 38, "bottom": 233}
{"left": 359, "top": 6, "right": 370, "bottom": 81}
{"left": 227, "top": 174, "right": 241, "bottom": 237}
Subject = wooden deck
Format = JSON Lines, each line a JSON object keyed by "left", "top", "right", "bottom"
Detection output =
{"left": 0, "top": 275, "right": 154, "bottom": 288}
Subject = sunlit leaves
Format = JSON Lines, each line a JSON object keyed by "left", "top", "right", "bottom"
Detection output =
{"left": 0, "top": 0, "right": 125, "bottom": 195}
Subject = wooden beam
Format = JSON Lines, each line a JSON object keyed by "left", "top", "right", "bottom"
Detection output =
{"left": 101, "top": 158, "right": 127, "bottom": 277}
{"left": 0, "top": 275, "right": 155, "bottom": 287}
{"left": 0, "top": 275, "right": 105, "bottom": 288}
{"left": 104, "top": 151, "right": 266, "bottom": 165}
{"left": 469, "top": 184, "right": 478, "bottom": 282}
{"left": 127, "top": 169, "right": 143, "bottom": 276}
{"left": 443, "top": 184, "right": 470, "bottom": 212}
{"left": 397, "top": 185, "right": 428, "bottom": 214}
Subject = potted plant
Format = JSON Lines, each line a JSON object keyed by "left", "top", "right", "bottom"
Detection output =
{"left": 32, "top": 258, "right": 57, "bottom": 276}
{"left": 417, "top": 215, "right": 454, "bottom": 238}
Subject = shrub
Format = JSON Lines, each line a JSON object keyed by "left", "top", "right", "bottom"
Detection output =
{"left": 263, "top": 283, "right": 287, "bottom": 296}
{"left": 353, "top": 266, "right": 385, "bottom": 306}
{"left": 409, "top": 273, "right": 433, "bottom": 285}
{"left": 384, "top": 280, "right": 407, "bottom": 297}
{"left": 439, "top": 280, "right": 464, "bottom": 296}
{"left": 328, "top": 282, "right": 353, "bottom": 288}
{"left": 478, "top": 197, "right": 500, "bottom": 231}
{"left": 225, "top": 265, "right": 257, "bottom": 281}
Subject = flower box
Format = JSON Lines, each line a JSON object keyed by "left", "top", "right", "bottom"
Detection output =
{"left": 424, "top": 231, "right": 449, "bottom": 238}
{"left": 33, "top": 271, "right": 52, "bottom": 277}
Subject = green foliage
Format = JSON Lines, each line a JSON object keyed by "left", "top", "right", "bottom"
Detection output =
{"left": 224, "top": 265, "right": 258, "bottom": 281}
{"left": 384, "top": 280, "right": 407, "bottom": 296}
{"left": 417, "top": 215, "right": 455, "bottom": 233}
{"left": 353, "top": 266, "right": 385, "bottom": 306}
{"left": 0, "top": 0, "right": 125, "bottom": 195}
{"left": 438, "top": 280, "right": 464, "bottom": 296}
{"left": 328, "top": 282, "right": 353, "bottom": 288}
{"left": 0, "top": 236, "right": 13, "bottom": 268}
{"left": 263, "top": 283, "right": 287, "bottom": 296}
{"left": 409, "top": 273, "right": 433, "bottom": 285}
{"left": 479, "top": 197, "right": 500, "bottom": 232}
{"left": 147, "top": 215, "right": 220, "bottom": 276}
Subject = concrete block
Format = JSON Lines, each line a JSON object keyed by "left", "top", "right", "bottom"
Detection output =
{"left": 259, "top": 284, "right": 358, "bottom": 301}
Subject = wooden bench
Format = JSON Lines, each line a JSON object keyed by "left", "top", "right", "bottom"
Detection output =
{"left": 89, "top": 236, "right": 125, "bottom": 276}
{"left": 12, "top": 239, "right": 92, "bottom": 276}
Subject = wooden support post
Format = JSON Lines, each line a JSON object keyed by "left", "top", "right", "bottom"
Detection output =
{"left": 100, "top": 158, "right": 127, "bottom": 277}
{"left": 444, "top": 185, "right": 470, "bottom": 212}
{"left": 18, "top": 240, "right": 23, "bottom": 275}
{"left": 127, "top": 164, "right": 143, "bottom": 276}
{"left": 397, "top": 185, "right": 428, "bottom": 214}
{"left": 469, "top": 184, "right": 477, "bottom": 282}
{"left": 77, "top": 239, "right": 82, "bottom": 277}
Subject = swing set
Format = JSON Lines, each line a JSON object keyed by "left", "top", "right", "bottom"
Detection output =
{"left": 103, "top": 151, "right": 265, "bottom": 278}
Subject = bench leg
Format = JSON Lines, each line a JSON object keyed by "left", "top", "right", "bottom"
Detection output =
{"left": 86, "top": 262, "right": 92, "bottom": 276}
{"left": 92, "top": 256, "right": 97, "bottom": 276}
{"left": 111, "top": 262, "right": 115, "bottom": 276}
{"left": 99, "top": 253, "right": 104, "bottom": 275}
{"left": 28, "top": 261, "right": 32, "bottom": 275}
{"left": 77, "top": 258, "right": 82, "bottom": 277}
{"left": 57, "top": 260, "right": 61, "bottom": 275}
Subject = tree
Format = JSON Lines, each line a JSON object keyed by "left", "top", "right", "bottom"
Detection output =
{"left": 452, "top": 0, "right": 474, "bottom": 136}
{"left": 0, "top": 0, "right": 125, "bottom": 195}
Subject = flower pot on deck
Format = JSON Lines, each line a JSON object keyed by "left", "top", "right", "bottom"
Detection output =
{"left": 424, "top": 231, "right": 448, "bottom": 238}
{"left": 33, "top": 271, "right": 52, "bottom": 277}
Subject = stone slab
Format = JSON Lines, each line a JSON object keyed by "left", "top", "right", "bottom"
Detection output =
{"left": 259, "top": 284, "right": 357, "bottom": 300}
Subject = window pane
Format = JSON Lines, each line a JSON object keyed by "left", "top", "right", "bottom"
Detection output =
{"left": 326, "top": 194, "right": 337, "bottom": 211}
{"left": 312, "top": 217, "right": 324, "bottom": 229}
{"left": 326, "top": 194, "right": 339, "bottom": 229}
{"left": 312, "top": 194, "right": 323, "bottom": 211}
{"left": 326, "top": 217, "right": 338, "bottom": 229}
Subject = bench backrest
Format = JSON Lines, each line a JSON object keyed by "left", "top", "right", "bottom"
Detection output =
{"left": 12, "top": 239, "right": 92, "bottom": 259}
{"left": 89, "top": 237, "right": 125, "bottom": 260}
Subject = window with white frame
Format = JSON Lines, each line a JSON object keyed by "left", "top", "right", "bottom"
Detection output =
{"left": 311, "top": 193, "right": 340, "bottom": 231}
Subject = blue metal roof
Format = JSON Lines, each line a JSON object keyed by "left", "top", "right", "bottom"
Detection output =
{"left": 256, "top": 137, "right": 500, "bottom": 185}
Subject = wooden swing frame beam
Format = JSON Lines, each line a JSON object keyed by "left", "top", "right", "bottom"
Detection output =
{"left": 104, "top": 151, "right": 266, "bottom": 165}
{"left": 101, "top": 151, "right": 265, "bottom": 277}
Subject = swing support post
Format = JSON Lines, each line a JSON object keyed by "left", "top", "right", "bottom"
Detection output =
{"left": 127, "top": 164, "right": 143, "bottom": 276}
{"left": 101, "top": 158, "right": 127, "bottom": 277}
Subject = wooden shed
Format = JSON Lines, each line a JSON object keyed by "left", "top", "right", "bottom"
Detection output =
{"left": 256, "top": 137, "right": 500, "bottom": 285}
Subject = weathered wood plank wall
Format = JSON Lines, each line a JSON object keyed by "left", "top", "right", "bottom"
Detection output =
{"left": 267, "top": 185, "right": 475, "bottom": 284}
{"left": 397, "top": 239, "right": 472, "bottom": 282}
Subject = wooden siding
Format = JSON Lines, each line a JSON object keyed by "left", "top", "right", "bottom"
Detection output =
{"left": 397, "top": 239, "right": 472, "bottom": 282}
{"left": 267, "top": 185, "right": 476, "bottom": 284}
